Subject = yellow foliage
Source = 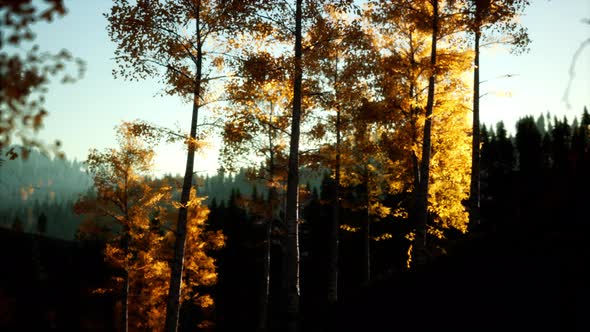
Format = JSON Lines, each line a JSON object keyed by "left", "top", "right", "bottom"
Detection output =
{"left": 369, "top": 201, "right": 391, "bottom": 219}
{"left": 340, "top": 224, "right": 360, "bottom": 232}
{"left": 373, "top": 233, "right": 393, "bottom": 241}
{"left": 75, "top": 124, "right": 224, "bottom": 331}
{"left": 365, "top": 11, "right": 472, "bottom": 238}
{"left": 392, "top": 207, "right": 409, "bottom": 219}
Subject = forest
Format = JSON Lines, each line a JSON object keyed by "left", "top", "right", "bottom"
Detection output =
{"left": 1, "top": 1, "right": 589, "bottom": 331}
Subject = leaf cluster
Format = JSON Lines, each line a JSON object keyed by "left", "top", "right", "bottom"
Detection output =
{"left": 0, "top": 1, "right": 85, "bottom": 160}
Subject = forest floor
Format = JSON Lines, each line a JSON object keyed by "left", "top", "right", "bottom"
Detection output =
{"left": 324, "top": 224, "right": 590, "bottom": 331}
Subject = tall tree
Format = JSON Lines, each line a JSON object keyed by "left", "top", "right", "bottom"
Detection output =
{"left": 285, "top": 2, "right": 303, "bottom": 328}
{"left": 222, "top": 70, "right": 291, "bottom": 330}
{"left": 464, "top": 0, "right": 529, "bottom": 228}
{"left": 75, "top": 125, "right": 224, "bottom": 331}
{"left": 235, "top": 1, "right": 333, "bottom": 328}
{"left": 304, "top": 2, "right": 373, "bottom": 303}
{"left": 571, "top": 107, "right": 590, "bottom": 170}
{"left": 369, "top": 0, "right": 472, "bottom": 267}
{"left": 411, "top": 0, "right": 439, "bottom": 267}
{"left": 74, "top": 124, "right": 163, "bottom": 332}
{"left": 515, "top": 116, "right": 543, "bottom": 173}
{"left": 105, "top": 1, "right": 246, "bottom": 330}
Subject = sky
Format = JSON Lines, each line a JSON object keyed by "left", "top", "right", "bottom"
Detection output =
{"left": 26, "top": 0, "right": 590, "bottom": 176}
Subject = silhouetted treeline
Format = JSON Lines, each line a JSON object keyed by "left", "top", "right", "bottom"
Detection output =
{"left": 480, "top": 107, "right": 590, "bottom": 233}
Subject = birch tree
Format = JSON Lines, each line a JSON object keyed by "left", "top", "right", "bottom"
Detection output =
{"left": 369, "top": 0, "right": 472, "bottom": 267}
{"left": 461, "top": 0, "right": 529, "bottom": 228}
{"left": 105, "top": 1, "right": 246, "bottom": 330}
{"left": 75, "top": 124, "right": 224, "bottom": 331}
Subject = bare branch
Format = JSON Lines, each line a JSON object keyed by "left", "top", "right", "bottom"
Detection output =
{"left": 563, "top": 37, "right": 590, "bottom": 109}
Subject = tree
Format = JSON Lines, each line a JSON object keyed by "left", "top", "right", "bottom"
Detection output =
{"left": 0, "top": 0, "right": 84, "bottom": 161}
{"left": 75, "top": 124, "right": 223, "bottom": 331}
{"left": 463, "top": 0, "right": 529, "bottom": 228}
{"left": 36, "top": 212, "right": 47, "bottom": 235}
{"left": 233, "top": 1, "right": 331, "bottom": 328}
{"left": 74, "top": 124, "right": 164, "bottom": 332}
{"left": 571, "top": 107, "right": 590, "bottom": 170}
{"left": 369, "top": 0, "right": 472, "bottom": 268}
{"left": 286, "top": 2, "right": 303, "bottom": 328}
{"left": 515, "top": 116, "right": 542, "bottom": 173}
{"left": 222, "top": 73, "right": 290, "bottom": 331}
{"left": 304, "top": 3, "right": 375, "bottom": 301}
{"left": 105, "top": 1, "right": 244, "bottom": 330}
{"left": 550, "top": 116, "right": 572, "bottom": 171}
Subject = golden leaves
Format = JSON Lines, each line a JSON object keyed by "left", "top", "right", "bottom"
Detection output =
{"left": 340, "top": 224, "right": 360, "bottom": 232}
{"left": 405, "top": 232, "right": 415, "bottom": 270}
{"left": 373, "top": 233, "right": 393, "bottom": 241}
{"left": 196, "top": 294, "right": 214, "bottom": 308}
{"left": 75, "top": 122, "right": 223, "bottom": 330}
{"left": 369, "top": 201, "right": 391, "bottom": 219}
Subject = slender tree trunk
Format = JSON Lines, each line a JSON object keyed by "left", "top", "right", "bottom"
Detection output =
{"left": 327, "top": 62, "right": 340, "bottom": 305}
{"left": 409, "top": 43, "right": 420, "bottom": 192}
{"left": 164, "top": 4, "right": 202, "bottom": 331}
{"left": 121, "top": 178, "right": 130, "bottom": 332}
{"left": 285, "top": 0, "right": 302, "bottom": 330}
{"left": 121, "top": 270, "right": 129, "bottom": 332}
{"left": 258, "top": 212, "right": 272, "bottom": 331}
{"left": 121, "top": 228, "right": 130, "bottom": 332}
{"left": 470, "top": 28, "right": 481, "bottom": 230}
{"left": 413, "top": 0, "right": 438, "bottom": 268}
{"left": 258, "top": 103, "right": 276, "bottom": 331}
{"left": 362, "top": 168, "right": 371, "bottom": 284}
{"left": 410, "top": 108, "right": 420, "bottom": 191}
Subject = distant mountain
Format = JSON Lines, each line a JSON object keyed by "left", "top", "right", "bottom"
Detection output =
{"left": 0, "top": 148, "right": 93, "bottom": 239}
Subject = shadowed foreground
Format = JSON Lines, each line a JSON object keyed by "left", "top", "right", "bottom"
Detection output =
{"left": 326, "top": 225, "right": 589, "bottom": 331}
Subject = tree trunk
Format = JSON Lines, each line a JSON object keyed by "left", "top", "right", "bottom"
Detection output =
{"left": 285, "top": 0, "right": 302, "bottom": 330}
{"left": 257, "top": 213, "right": 272, "bottom": 331}
{"left": 258, "top": 105, "right": 277, "bottom": 331}
{"left": 469, "top": 28, "right": 481, "bottom": 230}
{"left": 121, "top": 228, "right": 130, "bottom": 332}
{"left": 121, "top": 270, "right": 129, "bottom": 332}
{"left": 413, "top": 0, "right": 438, "bottom": 268}
{"left": 164, "top": 5, "right": 202, "bottom": 331}
{"left": 327, "top": 65, "right": 341, "bottom": 305}
{"left": 362, "top": 168, "right": 371, "bottom": 284}
{"left": 411, "top": 108, "right": 420, "bottom": 191}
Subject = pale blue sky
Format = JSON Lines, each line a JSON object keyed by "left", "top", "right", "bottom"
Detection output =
{"left": 31, "top": 0, "right": 590, "bottom": 176}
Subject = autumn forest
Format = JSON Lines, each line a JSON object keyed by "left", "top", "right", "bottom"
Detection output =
{"left": 1, "top": 1, "right": 589, "bottom": 331}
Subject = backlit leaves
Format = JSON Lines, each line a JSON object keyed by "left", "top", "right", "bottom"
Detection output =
{"left": 75, "top": 124, "right": 223, "bottom": 330}
{"left": 0, "top": 1, "right": 85, "bottom": 159}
